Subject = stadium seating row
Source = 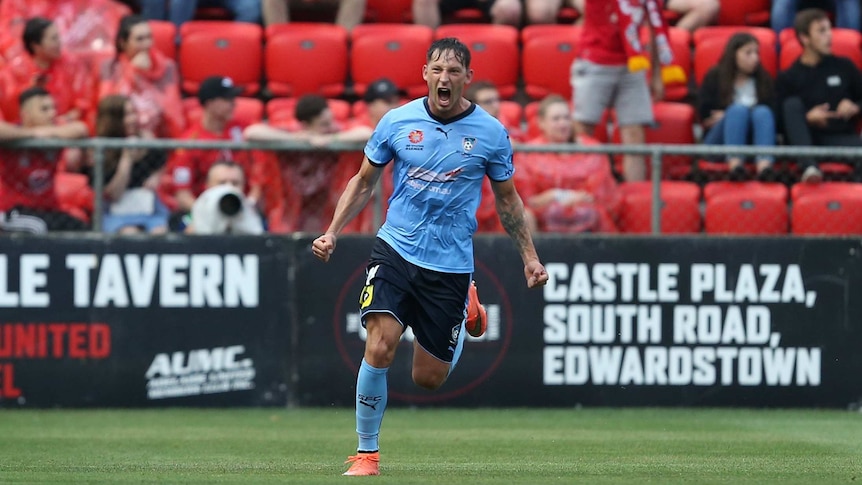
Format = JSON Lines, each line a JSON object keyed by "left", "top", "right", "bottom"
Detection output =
{"left": 47, "top": 176, "right": 862, "bottom": 234}
{"left": 153, "top": 20, "right": 862, "bottom": 103}
{"left": 619, "top": 181, "right": 862, "bottom": 235}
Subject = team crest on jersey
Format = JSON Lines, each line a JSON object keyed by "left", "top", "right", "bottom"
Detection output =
{"left": 462, "top": 137, "right": 476, "bottom": 152}
{"left": 409, "top": 130, "right": 424, "bottom": 143}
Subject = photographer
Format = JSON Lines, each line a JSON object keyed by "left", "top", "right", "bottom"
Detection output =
{"left": 186, "top": 161, "right": 263, "bottom": 235}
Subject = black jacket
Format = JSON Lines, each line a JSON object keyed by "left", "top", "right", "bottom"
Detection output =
{"left": 776, "top": 54, "right": 862, "bottom": 134}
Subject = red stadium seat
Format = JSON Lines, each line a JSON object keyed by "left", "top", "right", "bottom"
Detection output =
{"left": 149, "top": 20, "right": 177, "bottom": 61}
{"left": 704, "top": 181, "right": 788, "bottom": 234}
{"left": 434, "top": 24, "right": 520, "bottom": 99}
{"left": 693, "top": 27, "right": 777, "bottom": 85}
{"left": 610, "top": 102, "right": 696, "bottom": 179}
{"left": 178, "top": 21, "right": 263, "bottom": 95}
{"left": 618, "top": 181, "right": 702, "bottom": 233}
{"left": 704, "top": 180, "right": 788, "bottom": 201}
{"left": 779, "top": 28, "right": 862, "bottom": 71}
{"left": 717, "top": 0, "right": 771, "bottom": 26}
{"left": 266, "top": 97, "right": 351, "bottom": 129}
{"left": 498, "top": 101, "right": 523, "bottom": 133}
{"left": 521, "top": 25, "right": 580, "bottom": 99}
{"left": 182, "top": 97, "right": 264, "bottom": 126}
{"left": 55, "top": 172, "right": 94, "bottom": 224}
{"left": 265, "top": 23, "right": 348, "bottom": 98}
{"left": 350, "top": 24, "right": 433, "bottom": 99}
{"left": 364, "top": 0, "right": 412, "bottom": 23}
{"left": 639, "top": 27, "right": 691, "bottom": 102}
{"left": 791, "top": 182, "right": 862, "bottom": 234}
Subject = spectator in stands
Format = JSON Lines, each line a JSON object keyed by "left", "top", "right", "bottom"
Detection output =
{"left": 0, "top": 87, "right": 89, "bottom": 233}
{"left": 519, "top": 0, "right": 588, "bottom": 25}
{"left": 141, "top": 0, "right": 262, "bottom": 26}
{"left": 352, "top": 78, "right": 402, "bottom": 131}
{"left": 567, "top": 0, "right": 716, "bottom": 32}
{"left": 412, "top": 0, "right": 521, "bottom": 28}
{"left": 87, "top": 94, "right": 169, "bottom": 234}
{"left": 164, "top": 75, "right": 263, "bottom": 230}
{"left": 465, "top": 80, "right": 525, "bottom": 142}
{"left": 772, "top": 0, "right": 860, "bottom": 35}
{"left": 515, "top": 94, "right": 619, "bottom": 233}
{"left": 573, "top": 0, "right": 686, "bottom": 182}
{"left": 98, "top": 14, "right": 185, "bottom": 139}
{"left": 261, "top": 0, "right": 366, "bottom": 31}
{"left": 698, "top": 32, "right": 777, "bottom": 181}
{"left": 187, "top": 161, "right": 264, "bottom": 234}
{"left": 465, "top": 80, "right": 526, "bottom": 233}
{"left": 0, "top": 0, "right": 131, "bottom": 62}
{"left": 776, "top": 8, "right": 862, "bottom": 183}
{"left": 0, "top": 17, "right": 95, "bottom": 126}
{"left": 245, "top": 94, "right": 367, "bottom": 232}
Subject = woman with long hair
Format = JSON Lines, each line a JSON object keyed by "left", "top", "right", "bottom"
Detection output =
{"left": 89, "top": 94, "right": 169, "bottom": 234}
{"left": 97, "top": 14, "right": 184, "bottom": 138}
{"left": 698, "top": 32, "right": 777, "bottom": 180}
{"left": 0, "top": 17, "right": 94, "bottom": 125}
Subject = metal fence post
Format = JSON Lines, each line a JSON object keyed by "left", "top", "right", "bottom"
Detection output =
{"left": 91, "top": 141, "right": 105, "bottom": 232}
{"left": 651, "top": 146, "right": 663, "bottom": 235}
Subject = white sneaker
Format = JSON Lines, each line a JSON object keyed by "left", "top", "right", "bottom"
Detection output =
{"left": 801, "top": 166, "right": 823, "bottom": 184}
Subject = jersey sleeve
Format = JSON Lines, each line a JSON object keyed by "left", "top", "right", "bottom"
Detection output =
{"left": 486, "top": 127, "right": 515, "bottom": 182}
{"left": 363, "top": 111, "right": 395, "bottom": 166}
{"left": 168, "top": 148, "right": 197, "bottom": 193}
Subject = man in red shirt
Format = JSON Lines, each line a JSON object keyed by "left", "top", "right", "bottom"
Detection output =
{"left": 0, "top": 87, "right": 89, "bottom": 232}
{"left": 164, "top": 76, "right": 263, "bottom": 229}
{"left": 572, "top": 0, "right": 672, "bottom": 182}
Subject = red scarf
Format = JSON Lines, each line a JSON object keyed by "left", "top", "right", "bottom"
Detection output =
{"left": 615, "top": 0, "right": 686, "bottom": 84}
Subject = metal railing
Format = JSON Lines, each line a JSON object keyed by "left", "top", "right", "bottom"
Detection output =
{"left": 2, "top": 137, "right": 861, "bottom": 233}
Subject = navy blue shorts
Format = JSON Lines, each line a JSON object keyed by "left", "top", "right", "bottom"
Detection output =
{"left": 359, "top": 239, "right": 471, "bottom": 363}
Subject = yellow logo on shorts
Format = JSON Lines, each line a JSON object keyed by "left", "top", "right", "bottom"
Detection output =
{"left": 360, "top": 285, "right": 374, "bottom": 309}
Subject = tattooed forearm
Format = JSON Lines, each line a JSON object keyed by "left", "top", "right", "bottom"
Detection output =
{"left": 496, "top": 194, "right": 539, "bottom": 264}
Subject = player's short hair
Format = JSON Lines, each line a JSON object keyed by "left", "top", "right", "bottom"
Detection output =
{"left": 22, "top": 17, "right": 53, "bottom": 56}
{"left": 427, "top": 37, "right": 471, "bottom": 69}
{"left": 794, "top": 8, "right": 829, "bottom": 43}
{"left": 18, "top": 86, "right": 50, "bottom": 107}
{"left": 295, "top": 94, "right": 329, "bottom": 124}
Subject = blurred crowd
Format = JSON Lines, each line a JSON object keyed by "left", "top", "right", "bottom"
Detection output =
{"left": 0, "top": 0, "right": 861, "bottom": 235}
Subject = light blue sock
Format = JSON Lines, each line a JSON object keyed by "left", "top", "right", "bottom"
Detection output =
{"left": 355, "top": 359, "right": 388, "bottom": 452}
{"left": 448, "top": 322, "right": 468, "bottom": 377}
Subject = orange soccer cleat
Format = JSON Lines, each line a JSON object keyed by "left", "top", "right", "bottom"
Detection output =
{"left": 343, "top": 451, "right": 380, "bottom": 476}
{"left": 465, "top": 281, "right": 487, "bottom": 338}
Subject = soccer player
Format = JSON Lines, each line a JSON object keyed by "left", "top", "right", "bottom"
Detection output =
{"left": 311, "top": 37, "right": 549, "bottom": 477}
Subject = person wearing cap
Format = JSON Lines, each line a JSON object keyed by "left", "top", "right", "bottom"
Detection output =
{"left": 162, "top": 75, "right": 263, "bottom": 230}
{"left": 349, "top": 78, "right": 402, "bottom": 130}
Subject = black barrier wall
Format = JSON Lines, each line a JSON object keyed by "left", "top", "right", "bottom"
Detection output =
{"left": 298, "top": 235, "right": 862, "bottom": 408}
{"left": 0, "top": 235, "right": 292, "bottom": 407}
{"left": 2, "top": 234, "right": 862, "bottom": 408}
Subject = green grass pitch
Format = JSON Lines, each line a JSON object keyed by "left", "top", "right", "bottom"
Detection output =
{"left": 0, "top": 408, "right": 860, "bottom": 484}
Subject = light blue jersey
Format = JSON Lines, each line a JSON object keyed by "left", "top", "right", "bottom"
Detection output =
{"left": 364, "top": 98, "right": 514, "bottom": 273}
